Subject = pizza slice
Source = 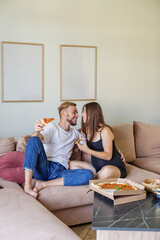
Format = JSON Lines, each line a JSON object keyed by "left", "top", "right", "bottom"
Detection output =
{"left": 75, "top": 137, "right": 83, "bottom": 144}
{"left": 41, "top": 118, "right": 54, "bottom": 126}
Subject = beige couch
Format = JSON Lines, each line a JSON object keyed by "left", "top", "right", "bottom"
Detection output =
{"left": 0, "top": 121, "right": 160, "bottom": 239}
{"left": 0, "top": 178, "right": 81, "bottom": 240}
{"left": 37, "top": 121, "right": 160, "bottom": 226}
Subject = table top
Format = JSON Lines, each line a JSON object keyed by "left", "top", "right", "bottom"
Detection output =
{"left": 92, "top": 192, "right": 160, "bottom": 231}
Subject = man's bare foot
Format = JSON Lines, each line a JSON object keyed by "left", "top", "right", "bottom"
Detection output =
{"left": 33, "top": 180, "right": 45, "bottom": 193}
{"left": 24, "top": 186, "right": 38, "bottom": 199}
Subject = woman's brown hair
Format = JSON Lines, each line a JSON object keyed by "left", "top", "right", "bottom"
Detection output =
{"left": 81, "top": 102, "right": 111, "bottom": 141}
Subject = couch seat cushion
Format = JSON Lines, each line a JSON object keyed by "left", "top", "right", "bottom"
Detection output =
{"left": 132, "top": 158, "right": 160, "bottom": 175}
{"left": 37, "top": 184, "right": 94, "bottom": 211}
{"left": 133, "top": 121, "right": 160, "bottom": 158}
{"left": 0, "top": 137, "right": 16, "bottom": 157}
{"left": 126, "top": 163, "right": 160, "bottom": 184}
{"left": 112, "top": 124, "right": 136, "bottom": 163}
{"left": 0, "top": 151, "right": 25, "bottom": 184}
{"left": 0, "top": 179, "right": 80, "bottom": 240}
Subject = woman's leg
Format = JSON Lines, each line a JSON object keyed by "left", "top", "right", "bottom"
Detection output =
{"left": 69, "top": 160, "right": 96, "bottom": 177}
{"left": 96, "top": 165, "right": 121, "bottom": 179}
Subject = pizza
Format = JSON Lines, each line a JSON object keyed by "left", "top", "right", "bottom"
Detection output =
{"left": 76, "top": 137, "right": 83, "bottom": 144}
{"left": 95, "top": 182, "right": 136, "bottom": 191}
{"left": 41, "top": 118, "right": 54, "bottom": 126}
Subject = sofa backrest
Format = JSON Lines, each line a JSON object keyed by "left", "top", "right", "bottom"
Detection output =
{"left": 16, "top": 135, "right": 31, "bottom": 153}
{"left": 0, "top": 137, "right": 16, "bottom": 157}
{"left": 112, "top": 123, "right": 136, "bottom": 163}
{"left": 15, "top": 124, "right": 137, "bottom": 164}
{"left": 133, "top": 121, "right": 160, "bottom": 158}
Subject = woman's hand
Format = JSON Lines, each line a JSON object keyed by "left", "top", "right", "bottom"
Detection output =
{"left": 76, "top": 139, "right": 89, "bottom": 153}
{"left": 119, "top": 150, "right": 126, "bottom": 163}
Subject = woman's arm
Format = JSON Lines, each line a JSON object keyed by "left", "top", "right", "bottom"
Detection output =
{"left": 76, "top": 127, "right": 114, "bottom": 161}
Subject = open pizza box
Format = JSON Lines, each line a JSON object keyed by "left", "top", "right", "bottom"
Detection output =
{"left": 89, "top": 178, "right": 146, "bottom": 205}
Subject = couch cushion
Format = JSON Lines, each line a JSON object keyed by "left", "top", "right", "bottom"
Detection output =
{"left": 16, "top": 135, "right": 31, "bottom": 153}
{"left": 112, "top": 124, "right": 136, "bottom": 163}
{"left": 0, "top": 179, "right": 80, "bottom": 240}
{"left": 133, "top": 121, "right": 160, "bottom": 158}
{"left": 53, "top": 204, "right": 93, "bottom": 226}
{"left": 37, "top": 184, "right": 94, "bottom": 211}
{"left": 0, "top": 151, "right": 25, "bottom": 184}
{"left": 132, "top": 158, "right": 160, "bottom": 175}
{"left": 0, "top": 137, "right": 16, "bottom": 157}
{"left": 126, "top": 163, "right": 160, "bottom": 184}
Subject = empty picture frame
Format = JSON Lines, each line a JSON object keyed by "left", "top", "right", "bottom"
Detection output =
{"left": 1, "top": 42, "right": 44, "bottom": 102}
{"left": 60, "top": 45, "right": 97, "bottom": 101}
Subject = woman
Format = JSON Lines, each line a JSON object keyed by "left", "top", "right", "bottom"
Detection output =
{"left": 76, "top": 102, "right": 127, "bottom": 179}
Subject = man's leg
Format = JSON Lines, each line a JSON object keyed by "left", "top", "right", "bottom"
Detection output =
{"left": 33, "top": 163, "right": 94, "bottom": 192}
{"left": 33, "top": 161, "right": 65, "bottom": 192}
{"left": 23, "top": 136, "right": 49, "bottom": 197}
{"left": 24, "top": 169, "right": 38, "bottom": 198}
{"left": 33, "top": 177, "right": 64, "bottom": 192}
{"left": 62, "top": 169, "right": 94, "bottom": 186}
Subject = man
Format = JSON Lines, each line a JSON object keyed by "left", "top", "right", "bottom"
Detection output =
{"left": 23, "top": 102, "right": 94, "bottom": 198}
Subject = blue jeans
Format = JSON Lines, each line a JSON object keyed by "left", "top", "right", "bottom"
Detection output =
{"left": 23, "top": 137, "right": 94, "bottom": 186}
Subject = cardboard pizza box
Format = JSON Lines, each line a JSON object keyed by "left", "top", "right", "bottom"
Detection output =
{"left": 90, "top": 178, "right": 144, "bottom": 196}
{"left": 112, "top": 191, "right": 146, "bottom": 205}
{"left": 89, "top": 178, "right": 146, "bottom": 205}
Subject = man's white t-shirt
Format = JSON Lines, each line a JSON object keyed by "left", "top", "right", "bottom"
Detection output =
{"left": 41, "top": 122, "right": 83, "bottom": 169}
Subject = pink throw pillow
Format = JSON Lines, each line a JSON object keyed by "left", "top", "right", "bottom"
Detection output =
{"left": 0, "top": 151, "right": 25, "bottom": 184}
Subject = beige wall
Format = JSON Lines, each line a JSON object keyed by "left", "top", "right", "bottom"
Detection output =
{"left": 0, "top": 0, "right": 160, "bottom": 139}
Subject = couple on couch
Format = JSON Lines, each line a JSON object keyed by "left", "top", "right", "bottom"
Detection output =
{"left": 24, "top": 101, "right": 126, "bottom": 198}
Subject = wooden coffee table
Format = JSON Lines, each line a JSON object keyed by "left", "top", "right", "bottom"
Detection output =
{"left": 92, "top": 192, "right": 160, "bottom": 240}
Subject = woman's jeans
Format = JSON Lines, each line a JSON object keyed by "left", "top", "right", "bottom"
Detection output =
{"left": 23, "top": 137, "right": 94, "bottom": 186}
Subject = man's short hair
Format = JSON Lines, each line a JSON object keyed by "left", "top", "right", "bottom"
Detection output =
{"left": 58, "top": 102, "right": 76, "bottom": 116}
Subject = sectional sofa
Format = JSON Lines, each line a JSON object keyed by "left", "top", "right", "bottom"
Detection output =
{"left": 0, "top": 121, "right": 160, "bottom": 239}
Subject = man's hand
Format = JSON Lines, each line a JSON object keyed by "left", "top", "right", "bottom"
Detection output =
{"left": 35, "top": 120, "right": 44, "bottom": 134}
{"left": 119, "top": 150, "right": 126, "bottom": 163}
{"left": 32, "top": 120, "right": 44, "bottom": 139}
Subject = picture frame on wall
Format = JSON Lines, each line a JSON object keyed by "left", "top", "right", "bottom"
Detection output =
{"left": 1, "top": 41, "right": 44, "bottom": 102}
{"left": 60, "top": 45, "right": 97, "bottom": 101}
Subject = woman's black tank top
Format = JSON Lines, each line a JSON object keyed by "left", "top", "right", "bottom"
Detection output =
{"left": 87, "top": 138, "right": 126, "bottom": 173}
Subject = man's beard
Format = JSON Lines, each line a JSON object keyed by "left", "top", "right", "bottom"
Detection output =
{"left": 67, "top": 115, "right": 77, "bottom": 126}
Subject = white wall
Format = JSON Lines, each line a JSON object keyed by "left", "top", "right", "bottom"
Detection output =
{"left": 0, "top": 0, "right": 160, "bottom": 139}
